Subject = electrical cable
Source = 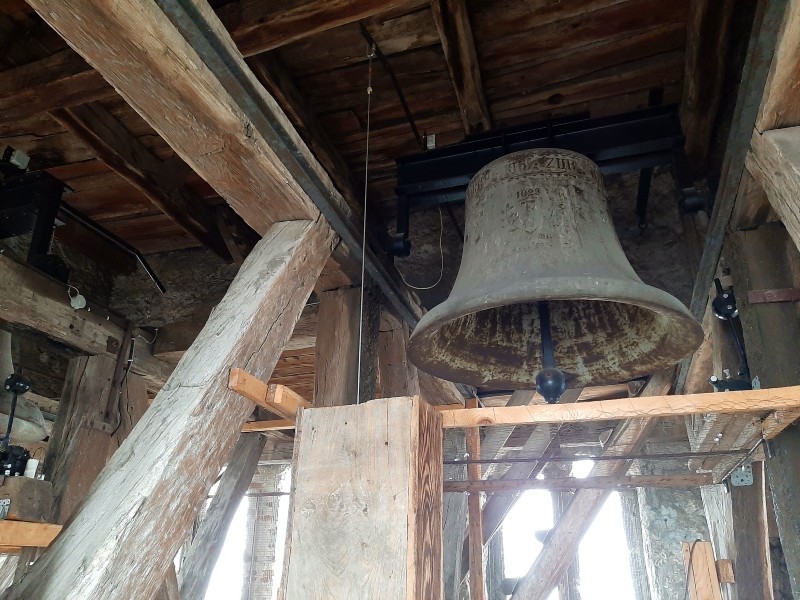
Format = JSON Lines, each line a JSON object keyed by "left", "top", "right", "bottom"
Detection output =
{"left": 398, "top": 206, "right": 445, "bottom": 290}
{"left": 110, "top": 337, "right": 136, "bottom": 437}
{"left": 355, "top": 43, "right": 376, "bottom": 406}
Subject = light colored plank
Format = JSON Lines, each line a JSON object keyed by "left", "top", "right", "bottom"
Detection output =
{"left": 716, "top": 559, "right": 735, "bottom": 584}
{"left": 682, "top": 541, "right": 723, "bottom": 600}
{"left": 0, "top": 522, "right": 62, "bottom": 549}
{"left": 242, "top": 419, "right": 294, "bottom": 432}
{"left": 465, "top": 398, "right": 485, "bottom": 600}
{"left": 730, "top": 462, "right": 771, "bottom": 600}
{"left": 441, "top": 386, "right": 800, "bottom": 429}
{"left": 278, "top": 397, "right": 442, "bottom": 600}
{"left": 229, "top": 370, "right": 311, "bottom": 422}
{"left": 444, "top": 474, "right": 714, "bottom": 493}
{"left": 4, "top": 219, "right": 336, "bottom": 600}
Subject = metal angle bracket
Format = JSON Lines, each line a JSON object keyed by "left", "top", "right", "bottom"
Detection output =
{"left": 0, "top": 498, "right": 11, "bottom": 520}
{"left": 730, "top": 463, "right": 754, "bottom": 487}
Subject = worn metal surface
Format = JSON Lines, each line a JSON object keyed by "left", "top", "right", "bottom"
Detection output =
{"left": 408, "top": 149, "right": 703, "bottom": 388}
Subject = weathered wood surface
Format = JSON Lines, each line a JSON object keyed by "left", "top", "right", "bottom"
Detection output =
{"left": 2, "top": 220, "right": 336, "bottom": 600}
{"left": 419, "top": 371, "right": 466, "bottom": 406}
{"left": 0, "top": 478, "right": 53, "bottom": 524}
{"left": 0, "top": 253, "right": 172, "bottom": 390}
{"left": 766, "top": 427, "right": 800, "bottom": 599}
{"left": 314, "top": 286, "right": 378, "bottom": 406}
{"left": 431, "top": 0, "right": 492, "bottom": 135}
{"left": 444, "top": 474, "right": 714, "bottom": 493}
{"left": 748, "top": 128, "right": 800, "bottom": 253}
{"left": 756, "top": 0, "right": 800, "bottom": 131}
{"left": 377, "top": 310, "right": 420, "bottom": 399}
{"left": 441, "top": 386, "right": 800, "bottom": 429}
{"left": 680, "top": 0, "right": 735, "bottom": 170}
{"left": 730, "top": 462, "right": 772, "bottom": 600}
{"left": 278, "top": 397, "right": 443, "bottom": 600}
{"left": 682, "top": 541, "right": 723, "bottom": 600}
{"left": 178, "top": 433, "right": 266, "bottom": 600}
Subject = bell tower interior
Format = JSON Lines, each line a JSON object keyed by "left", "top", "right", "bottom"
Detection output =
{"left": 0, "top": 1, "right": 798, "bottom": 599}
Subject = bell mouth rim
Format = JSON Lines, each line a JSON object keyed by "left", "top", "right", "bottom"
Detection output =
{"left": 407, "top": 276, "right": 703, "bottom": 389}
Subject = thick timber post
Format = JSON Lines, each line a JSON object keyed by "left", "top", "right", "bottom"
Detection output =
{"left": 279, "top": 396, "right": 443, "bottom": 599}
{"left": 3, "top": 219, "right": 337, "bottom": 600}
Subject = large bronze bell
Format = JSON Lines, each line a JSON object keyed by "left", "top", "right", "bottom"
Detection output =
{"left": 407, "top": 149, "right": 703, "bottom": 392}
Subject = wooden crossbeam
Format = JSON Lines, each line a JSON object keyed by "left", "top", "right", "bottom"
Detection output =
{"left": 441, "top": 386, "right": 800, "bottom": 430}
{"left": 464, "top": 397, "right": 486, "bottom": 600}
{"left": 242, "top": 419, "right": 294, "bottom": 432}
{"left": 0, "top": 522, "right": 62, "bottom": 549}
{"left": 444, "top": 474, "right": 714, "bottom": 493}
{"left": 229, "top": 369, "right": 311, "bottom": 422}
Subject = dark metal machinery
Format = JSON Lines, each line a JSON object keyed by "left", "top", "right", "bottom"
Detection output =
{"left": 392, "top": 104, "right": 688, "bottom": 255}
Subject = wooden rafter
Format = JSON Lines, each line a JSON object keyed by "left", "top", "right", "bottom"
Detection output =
{"left": 431, "top": 0, "right": 492, "bottom": 135}
{"left": 51, "top": 102, "right": 233, "bottom": 261}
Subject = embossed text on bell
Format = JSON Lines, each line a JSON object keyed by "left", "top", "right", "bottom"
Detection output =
{"left": 407, "top": 149, "right": 704, "bottom": 395}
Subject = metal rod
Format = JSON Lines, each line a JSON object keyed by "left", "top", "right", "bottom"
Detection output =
{"left": 1, "top": 393, "right": 18, "bottom": 449}
{"left": 444, "top": 448, "right": 750, "bottom": 465}
{"left": 538, "top": 301, "right": 555, "bottom": 369}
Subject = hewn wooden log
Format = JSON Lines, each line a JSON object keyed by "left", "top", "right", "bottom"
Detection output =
{"left": 431, "top": 0, "right": 492, "bottom": 135}
{"left": 2, "top": 219, "right": 336, "bottom": 600}
{"left": 465, "top": 398, "right": 485, "bottom": 600}
{"left": 766, "top": 427, "right": 800, "bottom": 598}
{"left": 441, "top": 386, "right": 800, "bottom": 429}
{"left": 178, "top": 433, "right": 266, "bottom": 600}
{"left": 377, "top": 310, "right": 420, "bottom": 399}
{"left": 0, "top": 253, "right": 172, "bottom": 390}
{"left": 278, "top": 397, "right": 442, "bottom": 600}
{"left": 756, "top": 0, "right": 800, "bottom": 131}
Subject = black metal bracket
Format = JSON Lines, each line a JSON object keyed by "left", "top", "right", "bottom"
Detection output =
{"left": 709, "top": 278, "right": 752, "bottom": 391}
{"left": 392, "top": 104, "right": 686, "bottom": 255}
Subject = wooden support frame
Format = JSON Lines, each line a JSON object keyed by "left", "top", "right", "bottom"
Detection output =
{"left": 4, "top": 219, "right": 337, "bottom": 600}
{"left": 229, "top": 370, "right": 311, "bottom": 422}
{"left": 278, "top": 396, "right": 443, "bottom": 599}
{"left": 440, "top": 386, "right": 800, "bottom": 430}
{"left": 465, "top": 398, "right": 485, "bottom": 600}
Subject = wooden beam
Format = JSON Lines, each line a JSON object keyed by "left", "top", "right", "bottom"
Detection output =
{"left": 219, "top": 0, "right": 420, "bottom": 57}
{"left": 242, "top": 419, "right": 294, "bottom": 432}
{"left": 26, "top": 0, "right": 421, "bottom": 328}
{"left": 314, "top": 286, "right": 379, "bottom": 407}
{"left": 431, "top": 0, "right": 492, "bottom": 135}
{"left": 682, "top": 541, "right": 723, "bottom": 600}
{"left": 440, "top": 386, "right": 800, "bottom": 429}
{"left": 50, "top": 103, "right": 232, "bottom": 261}
{"left": 178, "top": 433, "right": 266, "bottom": 600}
{"left": 229, "top": 371, "right": 312, "bottom": 422}
{"left": 465, "top": 398, "right": 485, "bottom": 600}
{"left": 278, "top": 396, "right": 443, "bottom": 599}
{"left": 680, "top": 0, "right": 735, "bottom": 171}
{"left": 3, "top": 219, "right": 336, "bottom": 600}
{"left": 766, "top": 427, "right": 800, "bottom": 597}
{"left": 687, "top": 0, "right": 789, "bottom": 320}
{"left": 0, "top": 252, "right": 172, "bottom": 390}
{"left": 0, "top": 49, "right": 113, "bottom": 124}
{"left": 376, "top": 309, "right": 420, "bottom": 399}
{"left": 748, "top": 127, "right": 800, "bottom": 252}
{"left": 730, "top": 461, "right": 772, "bottom": 600}
{"left": 419, "top": 371, "right": 466, "bottom": 406}
{"left": 444, "top": 474, "right": 715, "bottom": 493}
{"left": 756, "top": 0, "right": 800, "bottom": 131}
{"left": 0, "top": 522, "right": 61, "bottom": 549}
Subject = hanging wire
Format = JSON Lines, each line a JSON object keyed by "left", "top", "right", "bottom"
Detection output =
{"left": 356, "top": 44, "right": 376, "bottom": 406}
{"left": 398, "top": 206, "right": 445, "bottom": 291}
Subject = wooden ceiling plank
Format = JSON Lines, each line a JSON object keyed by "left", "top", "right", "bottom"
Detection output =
{"left": 219, "top": 0, "right": 424, "bottom": 57}
{"left": 26, "top": 0, "right": 421, "bottom": 326}
{"left": 50, "top": 102, "right": 233, "bottom": 261}
{"left": 679, "top": 0, "right": 735, "bottom": 171}
{"left": 431, "top": 0, "right": 492, "bottom": 135}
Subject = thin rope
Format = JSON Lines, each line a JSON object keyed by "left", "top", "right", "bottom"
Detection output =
{"left": 398, "top": 206, "right": 445, "bottom": 290}
{"left": 356, "top": 44, "right": 376, "bottom": 406}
